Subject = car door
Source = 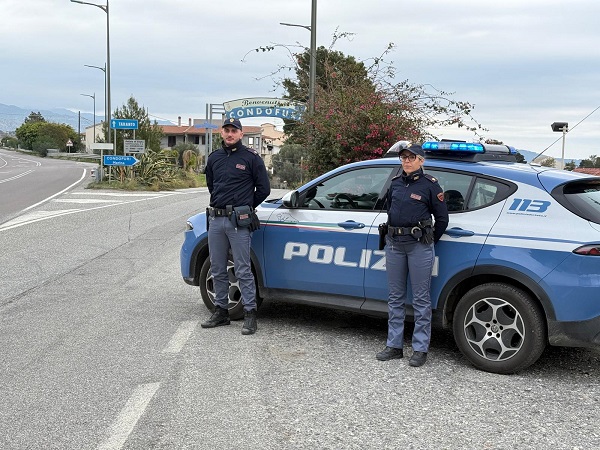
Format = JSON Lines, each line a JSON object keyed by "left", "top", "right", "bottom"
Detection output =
{"left": 262, "top": 165, "right": 395, "bottom": 303}
{"left": 430, "top": 170, "right": 514, "bottom": 307}
{"left": 362, "top": 168, "right": 511, "bottom": 313}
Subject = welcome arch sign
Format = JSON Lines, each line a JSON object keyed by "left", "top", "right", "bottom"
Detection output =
{"left": 223, "top": 98, "right": 306, "bottom": 121}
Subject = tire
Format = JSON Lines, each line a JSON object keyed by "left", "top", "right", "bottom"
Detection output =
{"left": 198, "top": 256, "right": 261, "bottom": 320}
{"left": 452, "top": 283, "right": 547, "bottom": 374}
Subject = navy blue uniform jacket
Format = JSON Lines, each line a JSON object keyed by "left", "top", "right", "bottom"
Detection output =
{"left": 387, "top": 167, "right": 449, "bottom": 243}
{"left": 205, "top": 140, "right": 271, "bottom": 209}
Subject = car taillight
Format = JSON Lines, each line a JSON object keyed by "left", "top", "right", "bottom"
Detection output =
{"left": 573, "top": 245, "right": 600, "bottom": 256}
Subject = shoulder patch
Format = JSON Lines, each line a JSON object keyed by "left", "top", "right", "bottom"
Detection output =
{"left": 423, "top": 173, "right": 438, "bottom": 183}
{"left": 437, "top": 192, "right": 445, "bottom": 202}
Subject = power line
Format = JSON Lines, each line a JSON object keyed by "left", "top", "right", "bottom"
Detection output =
{"left": 532, "top": 105, "right": 600, "bottom": 161}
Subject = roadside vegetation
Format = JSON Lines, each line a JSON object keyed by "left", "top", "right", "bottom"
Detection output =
{"left": 10, "top": 100, "right": 206, "bottom": 191}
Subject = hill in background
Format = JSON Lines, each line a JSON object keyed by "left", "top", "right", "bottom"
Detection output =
{"left": 0, "top": 103, "right": 171, "bottom": 134}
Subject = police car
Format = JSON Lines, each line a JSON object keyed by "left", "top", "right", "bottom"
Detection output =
{"left": 180, "top": 140, "right": 600, "bottom": 374}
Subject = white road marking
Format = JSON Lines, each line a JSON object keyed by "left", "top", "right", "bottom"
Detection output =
{"left": 0, "top": 191, "right": 181, "bottom": 232}
{"left": 21, "top": 169, "right": 87, "bottom": 211}
{"left": 0, "top": 209, "right": 82, "bottom": 231}
{"left": 97, "top": 382, "right": 161, "bottom": 450}
{"left": 0, "top": 170, "right": 35, "bottom": 184}
{"left": 52, "top": 199, "right": 124, "bottom": 204}
{"left": 70, "top": 192, "right": 173, "bottom": 197}
{"left": 162, "top": 320, "right": 199, "bottom": 353}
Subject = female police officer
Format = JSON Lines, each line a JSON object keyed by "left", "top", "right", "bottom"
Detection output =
{"left": 376, "top": 143, "right": 448, "bottom": 366}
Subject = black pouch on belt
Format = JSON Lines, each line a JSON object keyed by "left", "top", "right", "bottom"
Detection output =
{"left": 233, "top": 205, "right": 253, "bottom": 228}
{"left": 378, "top": 223, "right": 388, "bottom": 250}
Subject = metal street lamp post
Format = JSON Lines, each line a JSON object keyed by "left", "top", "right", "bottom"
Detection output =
{"left": 80, "top": 93, "right": 96, "bottom": 144}
{"left": 84, "top": 63, "right": 106, "bottom": 139}
{"left": 551, "top": 121, "right": 568, "bottom": 170}
{"left": 71, "top": 0, "right": 111, "bottom": 143}
{"left": 280, "top": 0, "right": 317, "bottom": 113}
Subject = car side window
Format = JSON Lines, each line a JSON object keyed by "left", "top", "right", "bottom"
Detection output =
{"left": 427, "top": 170, "right": 472, "bottom": 213}
{"left": 467, "top": 178, "right": 510, "bottom": 209}
{"left": 428, "top": 169, "right": 514, "bottom": 211}
{"left": 300, "top": 166, "right": 395, "bottom": 210}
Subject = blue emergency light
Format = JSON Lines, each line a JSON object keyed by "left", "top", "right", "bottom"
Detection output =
{"left": 423, "top": 141, "right": 485, "bottom": 153}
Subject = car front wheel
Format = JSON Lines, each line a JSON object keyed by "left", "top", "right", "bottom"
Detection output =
{"left": 453, "top": 283, "right": 547, "bottom": 374}
{"left": 198, "top": 256, "right": 260, "bottom": 320}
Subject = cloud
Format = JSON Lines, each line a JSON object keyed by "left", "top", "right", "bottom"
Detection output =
{"left": 2, "top": 0, "right": 600, "bottom": 159}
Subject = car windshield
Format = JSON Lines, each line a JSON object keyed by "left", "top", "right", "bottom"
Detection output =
{"left": 555, "top": 180, "right": 600, "bottom": 224}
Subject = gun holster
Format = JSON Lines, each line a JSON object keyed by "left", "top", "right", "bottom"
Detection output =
{"left": 378, "top": 223, "right": 388, "bottom": 250}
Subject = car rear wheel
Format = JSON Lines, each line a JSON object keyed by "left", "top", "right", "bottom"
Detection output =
{"left": 199, "top": 256, "right": 260, "bottom": 320}
{"left": 453, "top": 283, "right": 547, "bottom": 374}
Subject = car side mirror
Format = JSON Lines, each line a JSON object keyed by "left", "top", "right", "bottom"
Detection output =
{"left": 282, "top": 190, "right": 299, "bottom": 208}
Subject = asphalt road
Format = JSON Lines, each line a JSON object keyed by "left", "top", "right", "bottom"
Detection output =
{"left": 0, "top": 156, "right": 599, "bottom": 449}
{"left": 0, "top": 148, "right": 97, "bottom": 225}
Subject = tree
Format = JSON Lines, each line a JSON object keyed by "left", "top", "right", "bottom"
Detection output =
{"left": 102, "top": 96, "right": 163, "bottom": 154}
{"left": 24, "top": 111, "right": 46, "bottom": 124}
{"left": 16, "top": 120, "right": 79, "bottom": 153}
{"left": 578, "top": 155, "right": 600, "bottom": 168}
{"left": 540, "top": 157, "right": 555, "bottom": 168}
{"left": 515, "top": 152, "right": 526, "bottom": 163}
{"left": 1, "top": 136, "right": 18, "bottom": 148}
{"left": 252, "top": 35, "right": 486, "bottom": 177}
{"left": 272, "top": 143, "right": 309, "bottom": 187}
{"left": 564, "top": 160, "right": 576, "bottom": 171}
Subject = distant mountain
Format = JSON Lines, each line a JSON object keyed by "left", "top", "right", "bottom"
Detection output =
{"left": 0, "top": 103, "right": 102, "bottom": 133}
{"left": 516, "top": 149, "right": 538, "bottom": 163}
{"left": 516, "top": 148, "right": 581, "bottom": 166}
{"left": 0, "top": 103, "right": 171, "bottom": 134}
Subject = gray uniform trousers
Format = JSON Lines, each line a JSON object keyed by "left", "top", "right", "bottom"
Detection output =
{"left": 208, "top": 216, "right": 257, "bottom": 311}
{"left": 385, "top": 236, "right": 435, "bottom": 352}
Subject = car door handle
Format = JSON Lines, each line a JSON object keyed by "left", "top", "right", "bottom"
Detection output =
{"left": 445, "top": 227, "right": 475, "bottom": 237}
{"left": 337, "top": 220, "right": 365, "bottom": 230}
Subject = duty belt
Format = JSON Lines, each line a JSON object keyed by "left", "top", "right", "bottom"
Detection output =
{"left": 388, "top": 225, "right": 419, "bottom": 236}
{"left": 207, "top": 207, "right": 229, "bottom": 217}
{"left": 388, "top": 219, "right": 432, "bottom": 237}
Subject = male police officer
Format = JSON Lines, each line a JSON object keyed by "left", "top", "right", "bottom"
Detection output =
{"left": 376, "top": 143, "right": 448, "bottom": 366}
{"left": 201, "top": 117, "right": 270, "bottom": 334}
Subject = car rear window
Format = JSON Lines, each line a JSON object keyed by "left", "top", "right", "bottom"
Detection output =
{"left": 552, "top": 179, "right": 600, "bottom": 224}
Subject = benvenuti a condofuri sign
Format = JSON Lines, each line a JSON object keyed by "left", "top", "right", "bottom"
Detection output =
{"left": 223, "top": 98, "right": 306, "bottom": 121}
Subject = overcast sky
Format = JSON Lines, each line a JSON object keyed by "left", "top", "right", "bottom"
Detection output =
{"left": 2, "top": 0, "right": 600, "bottom": 160}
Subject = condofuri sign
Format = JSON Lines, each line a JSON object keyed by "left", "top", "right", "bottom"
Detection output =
{"left": 223, "top": 98, "right": 306, "bottom": 121}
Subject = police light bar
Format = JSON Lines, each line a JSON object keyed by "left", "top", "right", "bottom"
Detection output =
{"left": 423, "top": 141, "right": 485, "bottom": 153}
{"left": 423, "top": 141, "right": 517, "bottom": 155}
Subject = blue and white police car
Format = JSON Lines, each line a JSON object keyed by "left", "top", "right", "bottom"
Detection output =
{"left": 181, "top": 140, "right": 600, "bottom": 374}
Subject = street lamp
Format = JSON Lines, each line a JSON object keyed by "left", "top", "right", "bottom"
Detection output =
{"left": 71, "top": 0, "right": 111, "bottom": 143}
{"left": 280, "top": 0, "right": 317, "bottom": 113}
{"left": 551, "top": 121, "right": 568, "bottom": 170}
{"left": 84, "top": 63, "right": 106, "bottom": 139}
{"left": 80, "top": 93, "right": 96, "bottom": 144}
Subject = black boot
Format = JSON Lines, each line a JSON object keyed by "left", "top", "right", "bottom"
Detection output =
{"left": 376, "top": 346, "right": 404, "bottom": 361}
{"left": 409, "top": 351, "right": 428, "bottom": 367}
{"left": 241, "top": 309, "right": 257, "bottom": 335}
{"left": 201, "top": 306, "right": 230, "bottom": 328}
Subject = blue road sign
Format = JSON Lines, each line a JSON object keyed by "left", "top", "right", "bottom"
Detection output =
{"left": 103, "top": 155, "right": 139, "bottom": 166}
{"left": 110, "top": 119, "right": 139, "bottom": 130}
